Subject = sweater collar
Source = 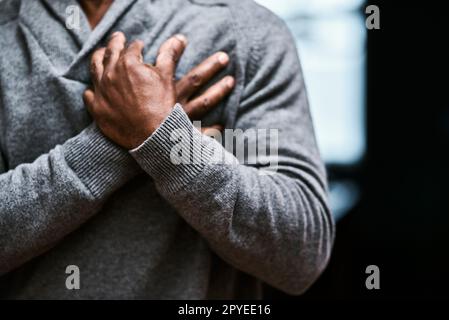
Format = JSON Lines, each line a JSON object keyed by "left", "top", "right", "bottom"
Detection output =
{"left": 19, "top": 0, "right": 137, "bottom": 79}
{"left": 41, "top": 0, "right": 91, "bottom": 46}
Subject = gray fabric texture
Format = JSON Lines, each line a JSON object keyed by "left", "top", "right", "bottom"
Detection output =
{"left": 0, "top": 0, "right": 334, "bottom": 299}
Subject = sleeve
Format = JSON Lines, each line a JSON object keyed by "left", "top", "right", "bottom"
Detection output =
{"left": 129, "top": 15, "right": 335, "bottom": 295}
{"left": 0, "top": 125, "right": 140, "bottom": 274}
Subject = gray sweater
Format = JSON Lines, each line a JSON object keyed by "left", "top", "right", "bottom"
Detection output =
{"left": 0, "top": 0, "right": 334, "bottom": 299}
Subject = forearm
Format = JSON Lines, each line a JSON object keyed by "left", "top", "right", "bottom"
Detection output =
{"left": 130, "top": 106, "right": 334, "bottom": 294}
{"left": 0, "top": 125, "right": 139, "bottom": 274}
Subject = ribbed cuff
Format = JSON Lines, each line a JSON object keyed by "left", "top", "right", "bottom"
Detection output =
{"left": 130, "top": 104, "right": 230, "bottom": 194}
{"left": 63, "top": 124, "right": 140, "bottom": 198}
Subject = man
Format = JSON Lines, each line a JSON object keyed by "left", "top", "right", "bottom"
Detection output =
{"left": 0, "top": 0, "right": 334, "bottom": 299}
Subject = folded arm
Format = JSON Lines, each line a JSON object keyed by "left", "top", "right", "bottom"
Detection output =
{"left": 0, "top": 126, "right": 138, "bottom": 274}
{"left": 151, "top": 24, "right": 334, "bottom": 295}
{"left": 87, "top": 24, "right": 335, "bottom": 294}
{"left": 0, "top": 34, "right": 233, "bottom": 275}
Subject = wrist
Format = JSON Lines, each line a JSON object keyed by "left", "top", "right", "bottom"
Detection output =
{"left": 148, "top": 107, "right": 174, "bottom": 134}
{"left": 130, "top": 104, "right": 176, "bottom": 150}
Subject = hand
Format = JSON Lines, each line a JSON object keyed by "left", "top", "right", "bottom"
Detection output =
{"left": 84, "top": 32, "right": 234, "bottom": 149}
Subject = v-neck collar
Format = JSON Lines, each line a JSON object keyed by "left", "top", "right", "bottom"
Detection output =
{"left": 41, "top": 0, "right": 91, "bottom": 46}
{"left": 44, "top": 0, "right": 137, "bottom": 64}
{"left": 19, "top": 0, "right": 137, "bottom": 78}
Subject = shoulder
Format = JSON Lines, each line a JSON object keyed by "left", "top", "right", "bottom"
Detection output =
{"left": 0, "top": 0, "right": 20, "bottom": 26}
{"left": 226, "top": 0, "right": 297, "bottom": 56}
{"left": 188, "top": 0, "right": 297, "bottom": 74}
{"left": 190, "top": 0, "right": 291, "bottom": 37}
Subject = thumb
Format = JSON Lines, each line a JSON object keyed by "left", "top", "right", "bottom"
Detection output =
{"left": 83, "top": 89, "right": 96, "bottom": 115}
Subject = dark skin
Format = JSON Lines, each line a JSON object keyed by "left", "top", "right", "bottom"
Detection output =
{"left": 81, "top": 1, "right": 234, "bottom": 149}
{"left": 79, "top": 0, "right": 114, "bottom": 29}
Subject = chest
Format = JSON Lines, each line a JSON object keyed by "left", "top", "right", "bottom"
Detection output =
{"left": 0, "top": 16, "right": 239, "bottom": 168}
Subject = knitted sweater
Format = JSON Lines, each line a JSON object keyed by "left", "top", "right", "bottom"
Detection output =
{"left": 0, "top": 0, "right": 334, "bottom": 299}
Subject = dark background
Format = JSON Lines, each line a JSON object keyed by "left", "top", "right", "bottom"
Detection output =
{"left": 265, "top": 1, "right": 449, "bottom": 299}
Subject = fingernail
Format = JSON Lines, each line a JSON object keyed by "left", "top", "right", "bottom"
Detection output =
{"left": 218, "top": 52, "right": 229, "bottom": 65}
{"left": 226, "top": 76, "right": 235, "bottom": 88}
{"left": 174, "top": 34, "right": 188, "bottom": 45}
{"left": 111, "top": 31, "right": 120, "bottom": 38}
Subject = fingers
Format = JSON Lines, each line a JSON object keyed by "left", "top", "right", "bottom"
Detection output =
{"left": 103, "top": 31, "right": 126, "bottom": 75}
{"left": 156, "top": 34, "right": 187, "bottom": 78}
{"left": 124, "top": 40, "right": 144, "bottom": 64}
{"left": 90, "top": 48, "right": 106, "bottom": 89}
{"left": 176, "top": 51, "right": 230, "bottom": 101}
{"left": 184, "top": 76, "right": 235, "bottom": 120}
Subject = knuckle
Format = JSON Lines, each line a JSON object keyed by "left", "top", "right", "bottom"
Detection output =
{"left": 188, "top": 73, "right": 202, "bottom": 87}
{"left": 104, "top": 71, "right": 116, "bottom": 84}
{"left": 202, "top": 97, "right": 210, "bottom": 108}
{"left": 150, "top": 69, "right": 163, "bottom": 82}
{"left": 122, "top": 55, "right": 135, "bottom": 69}
{"left": 90, "top": 61, "right": 97, "bottom": 75}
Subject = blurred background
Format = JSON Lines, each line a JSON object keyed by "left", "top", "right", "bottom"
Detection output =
{"left": 255, "top": 0, "right": 449, "bottom": 299}
{"left": 256, "top": 0, "right": 366, "bottom": 221}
